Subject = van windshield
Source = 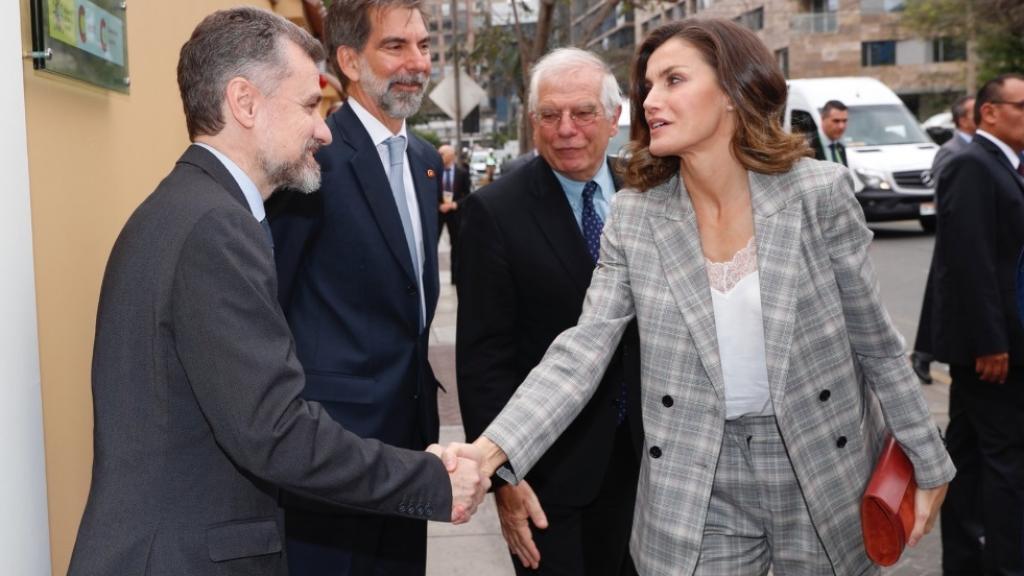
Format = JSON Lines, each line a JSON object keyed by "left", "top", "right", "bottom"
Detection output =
{"left": 843, "top": 104, "right": 930, "bottom": 146}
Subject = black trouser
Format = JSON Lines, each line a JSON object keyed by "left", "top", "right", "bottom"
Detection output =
{"left": 512, "top": 423, "right": 640, "bottom": 576}
{"left": 942, "top": 366, "right": 1024, "bottom": 576}
{"left": 913, "top": 271, "right": 934, "bottom": 356}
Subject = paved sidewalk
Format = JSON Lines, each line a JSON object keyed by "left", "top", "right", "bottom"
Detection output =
{"left": 426, "top": 233, "right": 949, "bottom": 575}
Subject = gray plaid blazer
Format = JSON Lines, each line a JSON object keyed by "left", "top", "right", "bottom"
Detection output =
{"left": 484, "top": 158, "right": 955, "bottom": 576}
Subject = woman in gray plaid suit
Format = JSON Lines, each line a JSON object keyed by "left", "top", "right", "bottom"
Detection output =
{"left": 468, "top": 18, "right": 955, "bottom": 575}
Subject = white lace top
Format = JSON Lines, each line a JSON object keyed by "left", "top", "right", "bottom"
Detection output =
{"left": 706, "top": 237, "right": 773, "bottom": 419}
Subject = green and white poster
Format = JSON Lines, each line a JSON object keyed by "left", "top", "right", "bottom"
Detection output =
{"left": 31, "top": 0, "right": 130, "bottom": 92}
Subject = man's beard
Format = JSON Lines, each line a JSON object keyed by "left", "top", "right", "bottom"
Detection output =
{"left": 261, "top": 139, "right": 322, "bottom": 194}
{"left": 358, "top": 57, "right": 427, "bottom": 119}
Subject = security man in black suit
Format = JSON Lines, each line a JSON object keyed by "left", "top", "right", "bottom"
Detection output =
{"left": 932, "top": 73, "right": 1024, "bottom": 576}
{"left": 813, "top": 100, "right": 848, "bottom": 166}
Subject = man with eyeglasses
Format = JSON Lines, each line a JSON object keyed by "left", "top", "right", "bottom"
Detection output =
{"left": 931, "top": 73, "right": 1024, "bottom": 575}
{"left": 456, "top": 47, "right": 643, "bottom": 576}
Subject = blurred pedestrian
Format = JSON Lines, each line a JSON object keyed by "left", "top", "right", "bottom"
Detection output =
{"left": 437, "top": 144, "right": 471, "bottom": 285}
{"left": 910, "top": 94, "right": 976, "bottom": 385}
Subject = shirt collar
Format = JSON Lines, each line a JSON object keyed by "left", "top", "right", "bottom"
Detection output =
{"left": 955, "top": 130, "right": 973, "bottom": 144}
{"left": 193, "top": 142, "right": 265, "bottom": 221}
{"left": 976, "top": 129, "right": 1021, "bottom": 170}
{"left": 552, "top": 161, "right": 615, "bottom": 203}
{"left": 347, "top": 98, "right": 408, "bottom": 146}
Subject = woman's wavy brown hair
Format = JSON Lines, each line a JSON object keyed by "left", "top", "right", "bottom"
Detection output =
{"left": 623, "top": 18, "right": 810, "bottom": 191}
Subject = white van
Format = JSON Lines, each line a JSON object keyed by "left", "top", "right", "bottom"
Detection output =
{"left": 785, "top": 77, "right": 939, "bottom": 231}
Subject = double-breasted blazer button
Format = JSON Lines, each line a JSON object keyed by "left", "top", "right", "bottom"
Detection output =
{"left": 836, "top": 436, "right": 848, "bottom": 448}
{"left": 661, "top": 395, "right": 674, "bottom": 407}
{"left": 649, "top": 446, "right": 662, "bottom": 458}
{"left": 819, "top": 389, "right": 831, "bottom": 402}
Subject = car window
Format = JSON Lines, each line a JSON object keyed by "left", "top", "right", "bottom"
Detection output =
{"left": 791, "top": 109, "right": 823, "bottom": 158}
{"left": 842, "top": 104, "right": 930, "bottom": 146}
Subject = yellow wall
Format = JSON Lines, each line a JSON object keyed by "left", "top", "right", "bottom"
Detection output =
{"left": 20, "top": 1, "right": 271, "bottom": 571}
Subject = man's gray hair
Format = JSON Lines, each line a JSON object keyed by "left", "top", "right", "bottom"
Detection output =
{"left": 177, "top": 7, "right": 324, "bottom": 140}
{"left": 527, "top": 47, "right": 621, "bottom": 118}
{"left": 324, "top": 0, "right": 424, "bottom": 86}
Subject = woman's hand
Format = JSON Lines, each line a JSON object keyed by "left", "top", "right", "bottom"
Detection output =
{"left": 908, "top": 483, "right": 948, "bottom": 547}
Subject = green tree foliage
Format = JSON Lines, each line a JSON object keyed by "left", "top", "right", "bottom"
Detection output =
{"left": 904, "top": 0, "right": 1024, "bottom": 83}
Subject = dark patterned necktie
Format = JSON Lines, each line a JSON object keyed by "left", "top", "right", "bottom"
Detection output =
{"left": 1017, "top": 157, "right": 1024, "bottom": 177}
{"left": 581, "top": 181, "right": 627, "bottom": 423}
{"left": 581, "top": 181, "right": 603, "bottom": 264}
{"left": 259, "top": 218, "right": 274, "bottom": 252}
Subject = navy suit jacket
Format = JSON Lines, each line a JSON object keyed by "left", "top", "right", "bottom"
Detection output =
{"left": 269, "top": 103, "right": 443, "bottom": 450}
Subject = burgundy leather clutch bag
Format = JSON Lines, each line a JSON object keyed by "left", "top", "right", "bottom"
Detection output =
{"left": 861, "top": 435, "right": 916, "bottom": 566}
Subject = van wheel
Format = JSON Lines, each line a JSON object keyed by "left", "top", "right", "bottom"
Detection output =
{"left": 920, "top": 215, "right": 936, "bottom": 233}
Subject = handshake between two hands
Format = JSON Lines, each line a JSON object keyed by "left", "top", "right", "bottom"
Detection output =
{"left": 425, "top": 438, "right": 505, "bottom": 524}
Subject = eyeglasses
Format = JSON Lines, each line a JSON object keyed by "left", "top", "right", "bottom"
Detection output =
{"left": 534, "top": 107, "right": 601, "bottom": 127}
{"left": 990, "top": 99, "right": 1024, "bottom": 111}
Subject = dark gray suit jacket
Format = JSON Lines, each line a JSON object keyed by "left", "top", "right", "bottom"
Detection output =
{"left": 68, "top": 145, "right": 451, "bottom": 576}
{"left": 930, "top": 131, "right": 970, "bottom": 186}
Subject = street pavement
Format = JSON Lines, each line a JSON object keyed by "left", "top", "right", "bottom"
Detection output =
{"left": 426, "top": 222, "right": 948, "bottom": 575}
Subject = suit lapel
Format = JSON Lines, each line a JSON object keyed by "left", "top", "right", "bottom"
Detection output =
{"left": 334, "top": 108, "right": 417, "bottom": 283}
{"left": 749, "top": 171, "right": 802, "bottom": 410}
{"left": 527, "top": 158, "right": 596, "bottom": 293}
{"left": 407, "top": 136, "right": 440, "bottom": 315}
{"left": 648, "top": 177, "right": 724, "bottom": 400}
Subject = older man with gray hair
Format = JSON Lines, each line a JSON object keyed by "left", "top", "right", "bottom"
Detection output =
{"left": 68, "top": 8, "right": 487, "bottom": 576}
{"left": 458, "top": 47, "right": 643, "bottom": 576}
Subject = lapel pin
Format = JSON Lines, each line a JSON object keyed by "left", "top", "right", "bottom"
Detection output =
{"left": 426, "top": 169, "right": 436, "bottom": 179}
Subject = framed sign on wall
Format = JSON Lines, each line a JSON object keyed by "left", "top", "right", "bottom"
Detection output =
{"left": 29, "top": 0, "right": 129, "bottom": 93}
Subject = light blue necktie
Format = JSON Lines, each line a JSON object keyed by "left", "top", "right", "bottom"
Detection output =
{"left": 385, "top": 136, "right": 423, "bottom": 326}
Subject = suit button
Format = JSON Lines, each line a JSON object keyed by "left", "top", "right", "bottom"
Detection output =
{"left": 425, "top": 505, "right": 433, "bottom": 516}
{"left": 406, "top": 284, "right": 416, "bottom": 295}
{"left": 819, "top": 389, "right": 831, "bottom": 402}
{"left": 836, "top": 436, "right": 848, "bottom": 448}
{"left": 662, "top": 395, "right": 674, "bottom": 407}
{"left": 416, "top": 506, "right": 425, "bottom": 516}
{"left": 649, "top": 446, "right": 662, "bottom": 459}
{"left": 399, "top": 505, "right": 408, "bottom": 514}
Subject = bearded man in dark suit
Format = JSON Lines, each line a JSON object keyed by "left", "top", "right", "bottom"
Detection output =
{"left": 68, "top": 8, "right": 487, "bottom": 576}
{"left": 267, "top": 0, "right": 451, "bottom": 574}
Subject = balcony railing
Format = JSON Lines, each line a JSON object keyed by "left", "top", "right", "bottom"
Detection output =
{"left": 790, "top": 11, "right": 838, "bottom": 34}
